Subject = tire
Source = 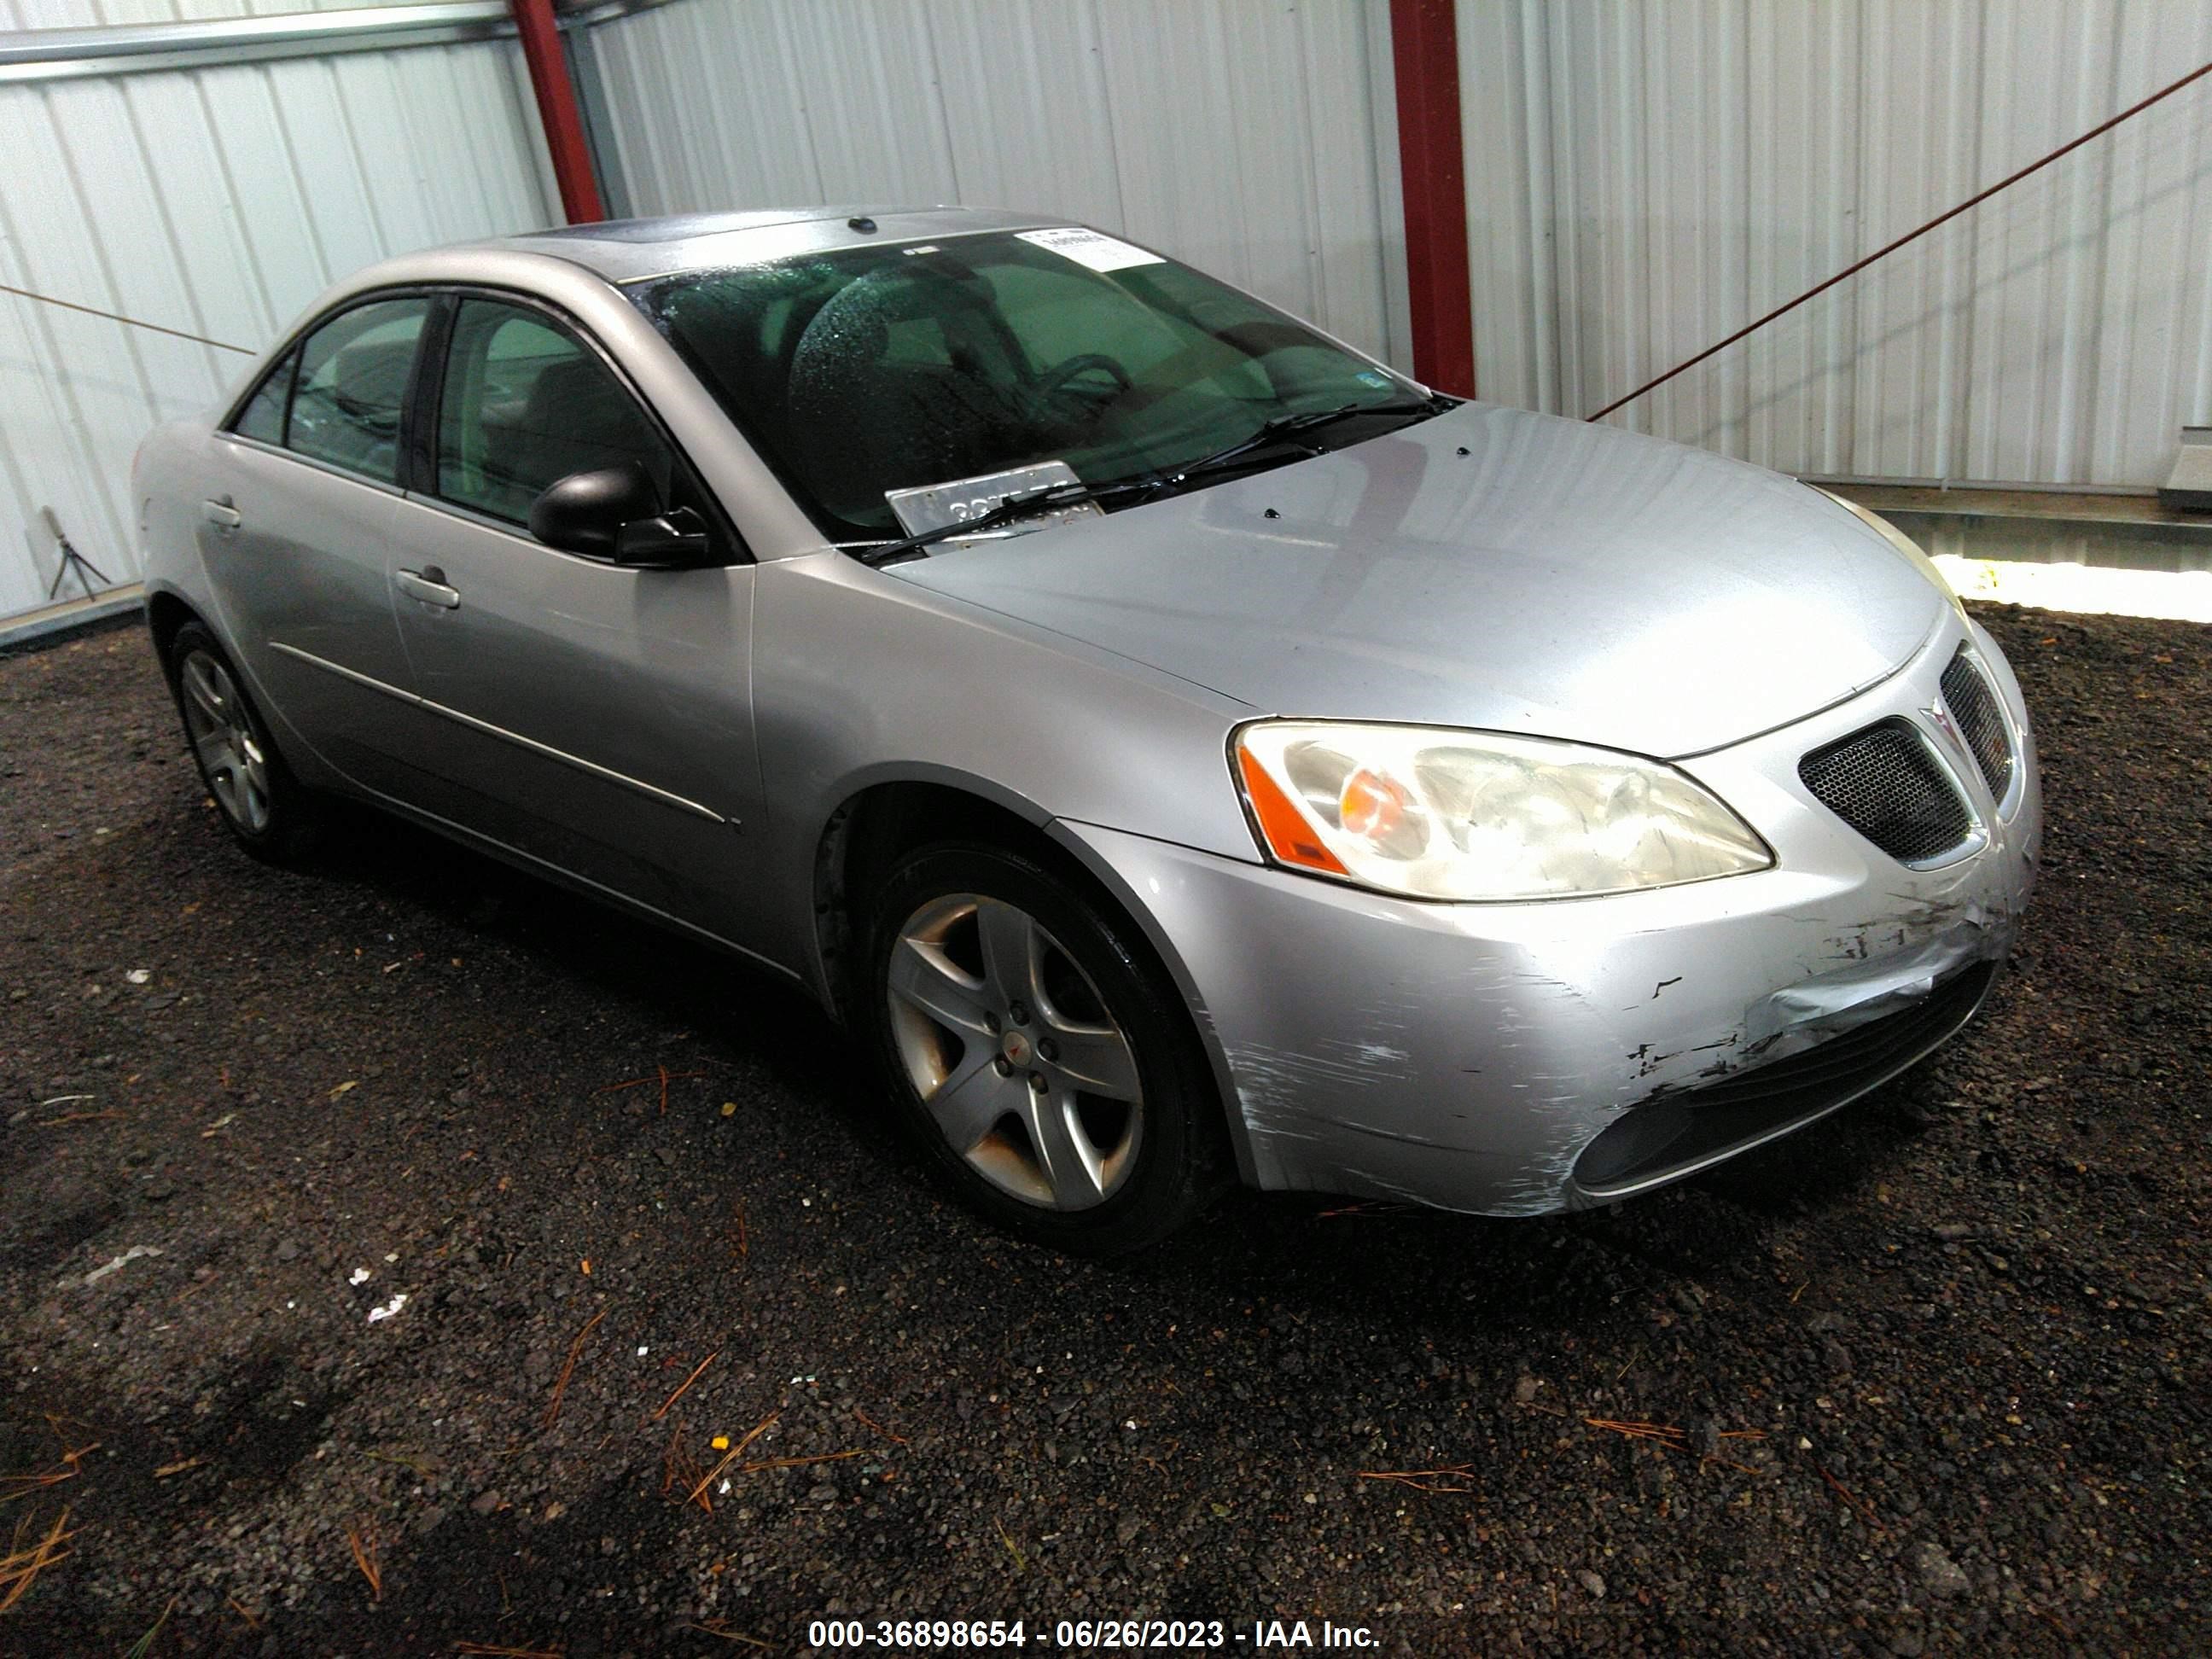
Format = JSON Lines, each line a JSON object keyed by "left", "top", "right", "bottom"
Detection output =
{"left": 163, "top": 620, "right": 322, "bottom": 864}
{"left": 859, "top": 841, "right": 1224, "bottom": 1254}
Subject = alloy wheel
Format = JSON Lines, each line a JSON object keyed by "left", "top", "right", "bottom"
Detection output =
{"left": 885, "top": 892, "right": 1144, "bottom": 1210}
{"left": 178, "top": 648, "right": 272, "bottom": 835}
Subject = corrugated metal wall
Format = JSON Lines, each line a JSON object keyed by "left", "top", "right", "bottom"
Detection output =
{"left": 15, "top": 0, "right": 2209, "bottom": 627}
{"left": 1458, "top": 0, "right": 2212, "bottom": 489}
{"left": 0, "top": 1, "right": 428, "bottom": 26}
{"left": 584, "top": 0, "right": 1413, "bottom": 369}
{"left": 0, "top": 10, "right": 554, "bottom": 620}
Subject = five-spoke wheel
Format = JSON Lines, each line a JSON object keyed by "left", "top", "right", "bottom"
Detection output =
{"left": 887, "top": 892, "right": 1145, "bottom": 1212}
{"left": 162, "top": 620, "right": 319, "bottom": 861}
{"left": 863, "top": 842, "right": 1221, "bottom": 1252}
{"left": 177, "top": 646, "right": 272, "bottom": 835}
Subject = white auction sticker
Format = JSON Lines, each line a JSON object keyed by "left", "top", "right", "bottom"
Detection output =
{"left": 1016, "top": 226, "right": 1165, "bottom": 273}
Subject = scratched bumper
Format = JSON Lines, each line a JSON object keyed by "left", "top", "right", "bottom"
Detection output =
{"left": 1062, "top": 613, "right": 2040, "bottom": 1216}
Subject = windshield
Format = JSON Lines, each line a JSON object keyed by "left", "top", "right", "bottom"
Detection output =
{"left": 629, "top": 228, "right": 1436, "bottom": 544}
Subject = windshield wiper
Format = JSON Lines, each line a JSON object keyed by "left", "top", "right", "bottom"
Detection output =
{"left": 853, "top": 394, "right": 1452, "bottom": 568}
{"left": 1152, "top": 394, "right": 1451, "bottom": 492}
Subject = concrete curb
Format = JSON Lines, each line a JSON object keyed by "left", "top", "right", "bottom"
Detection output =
{"left": 0, "top": 585, "right": 144, "bottom": 652}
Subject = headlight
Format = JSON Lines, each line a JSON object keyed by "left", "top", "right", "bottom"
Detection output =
{"left": 1233, "top": 721, "right": 1773, "bottom": 901}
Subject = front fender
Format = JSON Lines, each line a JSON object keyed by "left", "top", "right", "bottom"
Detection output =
{"left": 750, "top": 549, "right": 1262, "bottom": 989}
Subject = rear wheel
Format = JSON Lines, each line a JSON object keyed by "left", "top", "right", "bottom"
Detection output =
{"left": 164, "top": 621, "right": 320, "bottom": 863}
{"left": 860, "top": 842, "right": 1222, "bottom": 1254}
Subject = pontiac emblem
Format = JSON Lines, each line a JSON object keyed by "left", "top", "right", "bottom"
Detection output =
{"left": 1923, "top": 699, "right": 1961, "bottom": 748}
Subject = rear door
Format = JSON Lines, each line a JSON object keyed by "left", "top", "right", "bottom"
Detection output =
{"left": 382, "top": 293, "right": 765, "bottom": 944}
{"left": 195, "top": 295, "right": 430, "bottom": 796}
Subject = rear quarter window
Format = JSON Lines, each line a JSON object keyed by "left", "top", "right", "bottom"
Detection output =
{"left": 230, "top": 346, "right": 296, "bottom": 445}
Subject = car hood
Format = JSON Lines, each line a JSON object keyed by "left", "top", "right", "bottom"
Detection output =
{"left": 885, "top": 402, "right": 1949, "bottom": 757}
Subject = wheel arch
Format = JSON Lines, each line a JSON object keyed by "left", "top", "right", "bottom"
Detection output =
{"left": 143, "top": 585, "right": 202, "bottom": 672}
{"left": 808, "top": 771, "right": 1257, "bottom": 1186}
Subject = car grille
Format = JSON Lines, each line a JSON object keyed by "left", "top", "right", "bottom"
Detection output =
{"left": 1575, "top": 961, "right": 1998, "bottom": 1194}
{"left": 1940, "top": 649, "right": 2014, "bottom": 799}
{"left": 1798, "top": 720, "right": 1973, "bottom": 864}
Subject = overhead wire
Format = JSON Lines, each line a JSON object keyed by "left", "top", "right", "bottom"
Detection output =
{"left": 1586, "top": 57, "right": 2212, "bottom": 422}
{"left": 0, "top": 280, "right": 252, "bottom": 354}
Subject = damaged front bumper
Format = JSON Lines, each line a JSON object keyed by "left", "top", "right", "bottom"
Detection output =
{"left": 1062, "top": 614, "right": 2040, "bottom": 1216}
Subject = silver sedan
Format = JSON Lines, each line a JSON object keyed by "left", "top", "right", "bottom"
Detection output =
{"left": 133, "top": 207, "right": 2039, "bottom": 1252}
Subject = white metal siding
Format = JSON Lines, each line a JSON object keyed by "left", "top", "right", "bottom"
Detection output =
{"left": 1458, "top": 0, "right": 2212, "bottom": 489}
{"left": 586, "top": 0, "right": 1413, "bottom": 369}
{"left": 0, "top": 37, "right": 554, "bottom": 619}
{"left": 0, "top": 1, "right": 432, "bottom": 26}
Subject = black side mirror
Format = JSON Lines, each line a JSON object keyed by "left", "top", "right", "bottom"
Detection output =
{"left": 529, "top": 463, "right": 712, "bottom": 566}
{"left": 615, "top": 506, "right": 711, "bottom": 566}
{"left": 529, "top": 463, "right": 660, "bottom": 559}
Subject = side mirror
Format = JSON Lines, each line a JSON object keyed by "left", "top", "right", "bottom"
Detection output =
{"left": 528, "top": 464, "right": 712, "bottom": 566}
{"left": 529, "top": 463, "right": 657, "bottom": 559}
{"left": 616, "top": 507, "right": 711, "bottom": 566}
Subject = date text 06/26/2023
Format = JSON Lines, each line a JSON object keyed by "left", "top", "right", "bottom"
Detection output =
{"left": 804, "top": 1617, "right": 1379, "bottom": 1650}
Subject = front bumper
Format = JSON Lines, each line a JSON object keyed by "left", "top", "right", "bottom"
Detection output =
{"left": 1062, "top": 612, "right": 2040, "bottom": 1216}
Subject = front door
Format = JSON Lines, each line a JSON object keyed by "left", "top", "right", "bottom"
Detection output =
{"left": 382, "top": 295, "right": 764, "bottom": 946}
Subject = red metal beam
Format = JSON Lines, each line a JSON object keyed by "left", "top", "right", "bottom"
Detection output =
{"left": 510, "top": 0, "right": 604, "bottom": 225}
{"left": 1388, "top": 0, "right": 1475, "bottom": 397}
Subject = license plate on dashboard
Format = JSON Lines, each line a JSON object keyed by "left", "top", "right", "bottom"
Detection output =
{"left": 884, "top": 460, "right": 1103, "bottom": 544}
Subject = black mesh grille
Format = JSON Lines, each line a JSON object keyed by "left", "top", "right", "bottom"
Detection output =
{"left": 1798, "top": 720, "right": 1972, "bottom": 863}
{"left": 1940, "top": 649, "right": 2014, "bottom": 798}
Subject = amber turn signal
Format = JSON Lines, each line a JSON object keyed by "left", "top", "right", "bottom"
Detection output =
{"left": 1237, "top": 745, "right": 1348, "bottom": 875}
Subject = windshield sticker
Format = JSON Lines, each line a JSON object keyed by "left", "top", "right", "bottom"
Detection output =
{"left": 1356, "top": 370, "right": 1393, "bottom": 389}
{"left": 1016, "top": 227, "right": 1167, "bottom": 273}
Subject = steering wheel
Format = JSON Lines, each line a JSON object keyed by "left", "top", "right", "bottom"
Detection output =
{"left": 1033, "top": 352, "right": 1133, "bottom": 402}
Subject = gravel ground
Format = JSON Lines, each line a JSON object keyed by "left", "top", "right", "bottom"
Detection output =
{"left": 1, "top": 603, "right": 2205, "bottom": 1657}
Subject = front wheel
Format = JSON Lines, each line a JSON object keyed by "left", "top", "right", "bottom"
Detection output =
{"left": 859, "top": 842, "right": 1223, "bottom": 1254}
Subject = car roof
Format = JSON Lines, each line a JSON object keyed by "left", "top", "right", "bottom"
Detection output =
{"left": 474, "top": 205, "right": 1065, "bottom": 286}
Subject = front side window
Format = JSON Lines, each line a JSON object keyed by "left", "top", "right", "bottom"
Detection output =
{"left": 285, "top": 298, "right": 430, "bottom": 484}
{"left": 632, "top": 229, "right": 1431, "bottom": 542}
{"left": 434, "top": 299, "right": 677, "bottom": 526}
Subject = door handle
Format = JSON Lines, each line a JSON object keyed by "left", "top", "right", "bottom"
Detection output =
{"left": 394, "top": 567, "right": 461, "bottom": 609}
{"left": 201, "top": 498, "right": 241, "bottom": 532}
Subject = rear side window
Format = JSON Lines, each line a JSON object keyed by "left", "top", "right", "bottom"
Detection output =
{"left": 284, "top": 298, "right": 431, "bottom": 485}
{"left": 434, "top": 299, "right": 676, "bottom": 525}
{"left": 230, "top": 346, "right": 296, "bottom": 445}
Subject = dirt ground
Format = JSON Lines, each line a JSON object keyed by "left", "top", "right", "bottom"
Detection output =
{"left": 0, "top": 602, "right": 2205, "bottom": 1656}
